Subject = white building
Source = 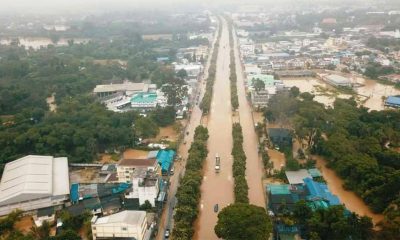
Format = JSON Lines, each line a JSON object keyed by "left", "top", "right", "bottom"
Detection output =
{"left": 0, "top": 155, "right": 70, "bottom": 216}
{"left": 91, "top": 210, "right": 148, "bottom": 240}
{"left": 251, "top": 87, "right": 276, "bottom": 108}
{"left": 174, "top": 64, "right": 203, "bottom": 78}
{"left": 93, "top": 82, "right": 157, "bottom": 99}
{"left": 323, "top": 74, "right": 352, "bottom": 87}
{"left": 117, "top": 158, "right": 159, "bottom": 183}
{"left": 125, "top": 169, "right": 160, "bottom": 207}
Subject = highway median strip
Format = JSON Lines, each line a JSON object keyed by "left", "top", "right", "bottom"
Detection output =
{"left": 171, "top": 126, "right": 209, "bottom": 240}
{"left": 200, "top": 18, "right": 222, "bottom": 115}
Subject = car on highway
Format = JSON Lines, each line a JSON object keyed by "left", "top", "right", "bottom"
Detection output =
{"left": 165, "top": 229, "right": 170, "bottom": 238}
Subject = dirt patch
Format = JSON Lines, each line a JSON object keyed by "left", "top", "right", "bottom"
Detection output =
{"left": 14, "top": 215, "right": 34, "bottom": 234}
{"left": 123, "top": 149, "right": 149, "bottom": 159}
{"left": 99, "top": 154, "right": 119, "bottom": 164}
{"left": 150, "top": 124, "right": 180, "bottom": 142}
{"left": 69, "top": 167, "right": 104, "bottom": 184}
{"left": 267, "top": 149, "right": 286, "bottom": 170}
{"left": 252, "top": 111, "right": 264, "bottom": 124}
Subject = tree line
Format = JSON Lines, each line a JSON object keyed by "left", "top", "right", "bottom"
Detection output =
{"left": 227, "top": 18, "right": 239, "bottom": 111}
{"left": 200, "top": 18, "right": 222, "bottom": 114}
{"left": 265, "top": 89, "right": 400, "bottom": 238}
{"left": 171, "top": 126, "right": 209, "bottom": 240}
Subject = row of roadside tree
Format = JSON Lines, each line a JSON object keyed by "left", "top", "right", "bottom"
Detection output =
{"left": 200, "top": 17, "right": 222, "bottom": 114}
{"left": 227, "top": 18, "right": 239, "bottom": 110}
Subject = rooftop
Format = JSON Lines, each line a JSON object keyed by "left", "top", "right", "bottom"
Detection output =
{"left": 0, "top": 155, "right": 69, "bottom": 206}
{"left": 267, "top": 184, "right": 291, "bottom": 195}
{"left": 131, "top": 92, "right": 158, "bottom": 104}
{"left": 118, "top": 158, "right": 157, "bottom": 167}
{"left": 93, "top": 210, "right": 146, "bottom": 226}
{"left": 286, "top": 169, "right": 312, "bottom": 185}
{"left": 93, "top": 82, "right": 150, "bottom": 93}
{"left": 385, "top": 96, "right": 400, "bottom": 106}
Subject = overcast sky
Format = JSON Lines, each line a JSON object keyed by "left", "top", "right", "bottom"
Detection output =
{"left": 0, "top": 0, "right": 397, "bottom": 15}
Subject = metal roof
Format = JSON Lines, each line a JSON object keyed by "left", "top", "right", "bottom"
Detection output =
{"left": 0, "top": 155, "right": 69, "bottom": 206}
{"left": 385, "top": 96, "right": 400, "bottom": 106}
{"left": 267, "top": 184, "right": 291, "bottom": 195}
{"left": 93, "top": 210, "right": 146, "bottom": 226}
{"left": 93, "top": 82, "right": 147, "bottom": 93}
{"left": 285, "top": 170, "right": 312, "bottom": 185}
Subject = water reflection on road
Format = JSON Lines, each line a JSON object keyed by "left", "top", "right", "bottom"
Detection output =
{"left": 194, "top": 18, "right": 234, "bottom": 240}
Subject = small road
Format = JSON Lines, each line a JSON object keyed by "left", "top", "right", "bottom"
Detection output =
{"left": 155, "top": 20, "right": 219, "bottom": 240}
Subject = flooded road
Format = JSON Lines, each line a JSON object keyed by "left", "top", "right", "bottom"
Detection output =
{"left": 194, "top": 19, "right": 234, "bottom": 240}
{"left": 233, "top": 28, "right": 266, "bottom": 207}
{"left": 314, "top": 156, "right": 384, "bottom": 226}
{"left": 155, "top": 21, "right": 218, "bottom": 240}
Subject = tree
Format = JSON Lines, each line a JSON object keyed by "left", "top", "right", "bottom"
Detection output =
{"left": 52, "top": 229, "right": 82, "bottom": 240}
{"left": 150, "top": 106, "right": 176, "bottom": 127}
{"left": 29, "top": 221, "right": 51, "bottom": 240}
{"left": 139, "top": 200, "right": 153, "bottom": 211}
{"left": 134, "top": 117, "right": 159, "bottom": 138}
{"left": 215, "top": 203, "right": 272, "bottom": 240}
{"left": 176, "top": 69, "right": 188, "bottom": 79}
{"left": 253, "top": 78, "right": 265, "bottom": 92}
{"left": 289, "top": 86, "right": 300, "bottom": 97}
{"left": 162, "top": 78, "right": 188, "bottom": 107}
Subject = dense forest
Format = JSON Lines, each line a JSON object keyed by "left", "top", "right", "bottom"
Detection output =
{"left": 265, "top": 89, "right": 400, "bottom": 238}
{"left": 0, "top": 16, "right": 211, "bottom": 172}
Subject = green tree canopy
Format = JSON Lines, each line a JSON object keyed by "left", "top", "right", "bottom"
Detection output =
{"left": 215, "top": 203, "right": 272, "bottom": 240}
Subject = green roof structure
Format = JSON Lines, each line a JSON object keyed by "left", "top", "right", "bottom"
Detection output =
{"left": 267, "top": 184, "right": 291, "bottom": 195}
{"left": 308, "top": 168, "right": 322, "bottom": 178}
{"left": 131, "top": 92, "right": 157, "bottom": 104}
{"left": 248, "top": 74, "right": 275, "bottom": 87}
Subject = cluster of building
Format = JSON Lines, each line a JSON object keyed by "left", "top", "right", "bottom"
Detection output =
{"left": 233, "top": 11, "right": 400, "bottom": 108}
{"left": 267, "top": 169, "right": 341, "bottom": 240}
{"left": 0, "top": 150, "right": 176, "bottom": 239}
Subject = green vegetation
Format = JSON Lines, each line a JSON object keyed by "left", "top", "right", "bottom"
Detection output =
{"left": 367, "top": 36, "right": 400, "bottom": 52}
{"left": 171, "top": 126, "right": 209, "bottom": 240}
{"left": 265, "top": 89, "right": 400, "bottom": 237}
{"left": 200, "top": 18, "right": 222, "bottom": 114}
{"left": 215, "top": 203, "right": 272, "bottom": 240}
{"left": 231, "top": 123, "right": 249, "bottom": 203}
{"left": 227, "top": 18, "right": 239, "bottom": 110}
{"left": 290, "top": 201, "right": 373, "bottom": 240}
{"left": 364, "top": 62, "right": 395, "bottom": 79}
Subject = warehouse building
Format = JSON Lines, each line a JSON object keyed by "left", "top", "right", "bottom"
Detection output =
{"left": 0, "top": 155, "right": 70, "bottom": 216}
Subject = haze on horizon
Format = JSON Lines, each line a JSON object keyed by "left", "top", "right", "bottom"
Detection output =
{"left": 1, "top": 0, "right": 398, "bottom": 15}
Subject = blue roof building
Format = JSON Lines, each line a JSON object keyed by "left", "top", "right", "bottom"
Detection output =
{"left": 385, "top": 96, "right": 400, "bottom": 108}
{"left": 304, "top": 178, "right": 340, "bottom": 206}
{"left": 156, "top": 150, "right": 175, "bottom": 174}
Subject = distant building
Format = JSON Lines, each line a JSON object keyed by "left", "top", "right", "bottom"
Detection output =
{"left": 93, "top": 82, "right": 156, "bottom": 99}
{"left": 174, "top": 64, "right": 203, "bottom": 79}
{"left": 251, "top": 87, "right": 276, "bottom": 108}
{"left": 385, "top": 96, "right": 400, "bottom": 108}
{"left": 322, "top": 74, "right": 352, "bottom": 87}
{"left": 0, "top": 155, "right": 70, "bottom": 216}
{"left": 91, "top": 210, "right": 148, "bottom": 240}
{"left": 130, "top": 92, "right": 166, "bottom": 109}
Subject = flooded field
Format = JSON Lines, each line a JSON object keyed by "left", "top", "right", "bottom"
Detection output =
{"left": 194, "top": 19, "right": 234, "bottom": 240}
{"left": 282, "top": 76, "right": 400, "bottom": 111}
{"left": 354, "top": 77, "right": 400, "bottom": 111}
{"left": 0, "top": 37, "right": 90, "bottom": 50}
{"left": 314, "top": 156, "right": 384, "bottom": 226}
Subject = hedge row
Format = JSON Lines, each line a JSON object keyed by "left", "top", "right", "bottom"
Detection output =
{"left": 228, "top": 19, "right": 239, "bottom": 110}
{"left": 231, "top": 123, "right": 249, "bottom": 203}
{"left": 200, "top": 18, "right": 222, "bottom": 114}
{"left": 171, "top": 126, "right": 209, "bottom": 240}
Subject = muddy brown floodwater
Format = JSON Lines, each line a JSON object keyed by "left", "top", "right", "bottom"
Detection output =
{"left": 314, "top": 156, "right": 384, "bottom": 226}
{"left": 194, "top": 19, "right": 234, "bottom": 240}
{"left": 233, "top": 27, "right": 266, "bottom": 207}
